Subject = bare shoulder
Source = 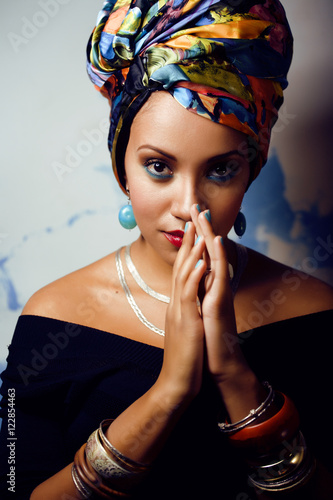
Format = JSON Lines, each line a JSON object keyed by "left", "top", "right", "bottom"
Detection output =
{"left": 236, "top": 247, "right": 333, "bottom": 327}
{"left": 22, "top": 252, "right": 119, "bottom": 322}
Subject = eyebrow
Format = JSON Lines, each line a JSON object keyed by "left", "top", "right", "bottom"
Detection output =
{"left": 206, "top": 150, "right": 246, "bottom": 164}
{"left": 137, "top": 145, "right": 177, "bottom": 161}
{"left": 137, "top": 145, "right": 244, "bottom": 163}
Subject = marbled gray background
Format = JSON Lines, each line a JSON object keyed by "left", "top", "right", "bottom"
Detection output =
{"left": 1, "top": 0, "right": 333, "bottom": 373}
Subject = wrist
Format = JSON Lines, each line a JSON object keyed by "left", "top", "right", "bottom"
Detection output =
{"left": 153, "top": 373, "right": 198, "bottom": 411}
{"left": 215, "top": 365, "right": 269, "bottom": 424}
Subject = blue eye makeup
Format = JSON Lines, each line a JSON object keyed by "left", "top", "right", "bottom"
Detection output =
{"left": 206, "top": 160, "right": 240, "bottom": 183}
{"left": 142, "top": 156, "right": 243, "bottom": 182}
{"left": 143, "top": 159, "right": 173, "bottom": 179}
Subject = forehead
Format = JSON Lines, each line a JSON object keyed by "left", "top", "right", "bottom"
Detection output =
{"left": 129, "top": 91, "right": 249, "bottom": 157}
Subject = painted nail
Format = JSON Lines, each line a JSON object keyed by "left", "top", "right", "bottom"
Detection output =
{"left": 204, "top": 210, "right": 211, "bottom": 222}
{"left": 220, "top": 237, "right": 224, "bottom": 246}
{"left": 184, "top": 222, "right": 189, "bottom": 233}
{"left": 195, "top": 259, "right": 203, "bottom": 269}
{"left": 195, "top": 235, "right": 202, "bottom": 245}
{"left": 196, "top": 204, "right": 202, "bottom": 213}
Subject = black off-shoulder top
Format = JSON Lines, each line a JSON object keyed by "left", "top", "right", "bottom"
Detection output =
{"left": 1, "top": 311, "right": 332, "bottom": 499}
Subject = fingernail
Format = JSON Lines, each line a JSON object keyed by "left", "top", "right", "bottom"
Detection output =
{"left": 184, "top": 222, "right": 189, "bottom": 233}
{"left": 196, "top": 204, "right": 202, "bottom": 213}
{"left": 195, "top": 235, "right": 201, "bottom": 245}
{"left": 195, "top": 259, "right": 203, "bottom": 269}
{"left": 204, "top": 210, "right": 211, "bottom": 222}
{"left": 220, "top": 237, "right": 224, "bottom": 246}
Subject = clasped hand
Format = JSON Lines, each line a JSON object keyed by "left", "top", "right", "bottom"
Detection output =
{"left": 160, "top": 204, "right": 247, "bottom": 402}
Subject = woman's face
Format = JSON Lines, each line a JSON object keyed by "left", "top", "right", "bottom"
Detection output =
{"left": 124, "top": 91, "right": 250, "bottom": 266}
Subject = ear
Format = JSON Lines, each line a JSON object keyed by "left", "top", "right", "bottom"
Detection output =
{"left": 123, "top": 176, "right": 128, "bottom": 192}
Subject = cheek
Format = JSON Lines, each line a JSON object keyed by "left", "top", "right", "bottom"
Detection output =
{"left": 204, "top": 165, "right": 249, "bottom": 235}
{"left": 211, "top": 189, "right": 244, "bottom": 236}
{"left": 125, "top": 160, "right": 158, "bottom": 222}
{"left": 129, "top": 181, "right": 165, "bottom": 227}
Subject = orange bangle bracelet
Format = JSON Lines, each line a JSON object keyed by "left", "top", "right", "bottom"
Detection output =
{"left": 228, "top": 392, "right": 300, "bottom": 454}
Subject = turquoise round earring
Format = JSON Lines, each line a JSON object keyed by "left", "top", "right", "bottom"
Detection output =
{"left": 118, "top": 189, "right": 137, "bottom": 230}
{"left": 234, "top": 210, "right": 246, "bottom": 238}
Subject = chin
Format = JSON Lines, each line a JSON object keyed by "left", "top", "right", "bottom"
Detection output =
{"left": 139, "top": 232, "right": 179, "bottom": 264}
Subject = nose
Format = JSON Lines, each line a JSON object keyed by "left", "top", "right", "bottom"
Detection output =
{"left": 170, "top": 175, "right": 203, "bottom": 221}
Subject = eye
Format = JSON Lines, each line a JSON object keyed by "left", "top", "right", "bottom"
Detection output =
{"left": 206, "top": 159, "right": 240, "bottom": 182}
{"left": 144, "top": 159, "right": 173, "bottom": 179}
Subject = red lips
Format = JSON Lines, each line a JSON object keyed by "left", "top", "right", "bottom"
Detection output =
{"left": 163, "top": 230, "right": 184, "bottom": 248}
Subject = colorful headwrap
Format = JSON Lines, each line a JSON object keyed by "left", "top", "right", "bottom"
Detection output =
{"left": 87, "top": 0, "right": 293, "bottom": 192}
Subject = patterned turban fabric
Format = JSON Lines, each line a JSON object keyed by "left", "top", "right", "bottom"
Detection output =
{"left": 87, "top": 0, "right": 293, "bottom": 192}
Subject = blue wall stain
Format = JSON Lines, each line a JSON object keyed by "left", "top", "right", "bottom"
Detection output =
{"left": 0, "top": 207, "right": 111, "bottom": 313}
{"left": 67, "top": 209, "right": 97, "bottom": 227}
{"left": 0, "top": 257, "right": 21, "bottom": 311}
{"left": 94, "top": 165, "right": 113, "bottom": 177}
{"left": 240, "top": 152, "right": 333, "bottom": 275}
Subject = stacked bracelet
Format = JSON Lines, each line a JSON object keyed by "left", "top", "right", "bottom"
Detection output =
{"left": 71, "top": 420, "right": 151, "bottom": 499}
{"left": 99, "top": 419, "right": 149, "bottom": 473}
{"left": 71, "top": 461, "right": 93, "bottom": 500}
{"left": 86, "top": 425, "right": 149, "bottom": 491}
{"left": 228, "top": 392, "right": 300, "bottom": 454}
{"left": 248, "top": 431, "right": 316, "bottom": 492}
{"left": 73, "top": 444, "right": 131, "bottom": 499}
{"left": 218, "top": 382, "right": 316, "bottom": 493}
{"left": 218, "top": 382, "right": 275, "bottom": 434}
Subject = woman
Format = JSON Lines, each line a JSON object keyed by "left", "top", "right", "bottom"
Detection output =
{"left": 1, "top": 0, "right": 333, "bottom": 498}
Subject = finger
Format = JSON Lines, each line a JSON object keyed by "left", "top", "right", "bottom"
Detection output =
{"left": 171, "top": 232, "right": 207, "bottom": 304}
{"left": 182, "top": 257, "right": 207, "bottom": 310}
{"left": 189, "top": 204, "right": 203, "bottom": 239}
{"left": 213, "top": 236, "right": 230, "bottom": 284}
{"left": 190, "top": 205, "right": 211, "bottom": 267}
{"left": 197, "top": 209, "right": 216, "bottom": 245}
{"left": 176, "top": 235, "right": 207, "bottom": 288}
{"left": 197, "top": 235, "right": 231, "bottom": 309}
{"left": 171, "top": 221, "right": 197, "bottom": 287}
{"left": 195, "top": 209, "right": 217, "bottom": 270}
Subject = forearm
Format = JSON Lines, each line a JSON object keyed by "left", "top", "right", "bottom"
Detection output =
{"left": 105, "top": 378, "right": 192, "bottom": 465}
{"left": 31, "top": 380, "right": 191, "bottom": 499}
{"left": 30, "top": 464, "right": 80, "bottom": 500}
